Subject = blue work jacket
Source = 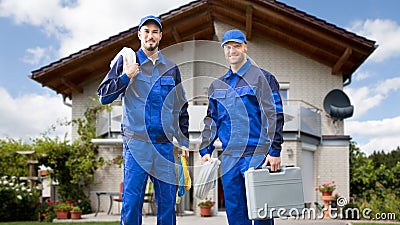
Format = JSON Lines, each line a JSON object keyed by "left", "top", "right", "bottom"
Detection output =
{"left": 97, "top": 48, "right": 189, "bottom": 147}
{"left": 199, "top": 59, "right": 284, "bottom": 157}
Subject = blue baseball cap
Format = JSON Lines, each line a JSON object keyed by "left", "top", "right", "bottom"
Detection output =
{"left": 221, "top": 29, "right": 247, "bottom": 47}
{"left": 138, "top": 15, "right": 162, "bottom": 31}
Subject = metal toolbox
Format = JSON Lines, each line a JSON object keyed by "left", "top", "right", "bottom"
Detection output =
{"left": 244, "top": 166, "right": 304, "bottom": 219}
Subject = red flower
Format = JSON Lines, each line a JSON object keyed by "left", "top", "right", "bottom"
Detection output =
{"left": 315, "top": 180, "right": 336, "bottom": 193}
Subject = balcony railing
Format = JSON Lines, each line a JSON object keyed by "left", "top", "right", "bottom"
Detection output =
{"left": 96, "top": 100, "right": 322, "bottom": 139}
{"left": 96, "top": 106, "right": 122, "bottom": 138}
{"left": 283, "top": 100, "right": 322, "bottom": 138}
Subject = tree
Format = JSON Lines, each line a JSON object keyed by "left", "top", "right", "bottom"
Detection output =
{"left": 349, "top": 141, "right": 375, "bottom": 198}
{"left": 0, "top": 103, "right": 107, "bottom": 216}
{"left": 369, "top": 147, "right": 400, "bottom": 168}
{"left": 349, "top": 141, "right": 400, "bottom": 220}
{"left": 0, "top": 138, "right": 33, "bottom": 178}
{"left": 33, "top": 104, "right": 105, "bottom": 213}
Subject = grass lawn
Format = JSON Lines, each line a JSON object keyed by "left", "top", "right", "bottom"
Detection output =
{"left": 352, "top": 223, "right": 399, "bottom": 225}
{"left": 0, "top": 222, "right": 119, "bottom": 225}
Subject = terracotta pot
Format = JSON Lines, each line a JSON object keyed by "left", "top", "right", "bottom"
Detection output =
{"left": 199, "top": 206, "right": 212, "bottom": 217}
{"left": 55, "top": 210, "right": 69, "bottom": 219}
{"left": 322, "top": 191, "right": 332, "bottom": 196}
{"left": 70, "top": 210, "right": 82, "bottom": 220}
{"left": 40, "top": 170, "right": 47, "bottom": 176}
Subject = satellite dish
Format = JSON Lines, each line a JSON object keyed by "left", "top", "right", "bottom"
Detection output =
{"left": 323, "top": 89, "right": 354, "bottom": 120}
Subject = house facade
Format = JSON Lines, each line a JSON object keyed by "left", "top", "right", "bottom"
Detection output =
{"left": 30, "top": 0, "right": 376, "bottom": 215}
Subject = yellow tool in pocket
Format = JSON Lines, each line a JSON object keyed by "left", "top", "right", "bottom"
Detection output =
{"left": 177, "top": 155, "right": 192, "bottom": 198}
{"left": 181, "top": 155, "right": 191, "bottom": 190}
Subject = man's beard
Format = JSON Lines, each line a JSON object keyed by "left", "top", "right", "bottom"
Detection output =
{"left": 145, "top": 42, "right": 159, "bottom": 52}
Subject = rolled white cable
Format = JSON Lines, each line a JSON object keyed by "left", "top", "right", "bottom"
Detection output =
{"left": 109, "top": 47, "right": 136, "bottom": 75}
{"left": 194, "top": 158, "right": 221, "bottom": 200}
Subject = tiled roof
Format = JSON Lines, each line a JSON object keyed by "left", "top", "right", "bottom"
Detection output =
{"left": 30, "top": 0, "right": 376, "bottom": 99}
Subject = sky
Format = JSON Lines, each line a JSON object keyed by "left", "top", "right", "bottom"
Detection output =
{"left": 0, "top": 0, "right": 399, "bottom": 155}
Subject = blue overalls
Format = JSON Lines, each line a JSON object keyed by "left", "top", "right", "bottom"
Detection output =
{"left": 199, "top": 59, "right": 284, "bottom": 225}
{"left": 98, "top": 48, "right": 189, "bottom": 225}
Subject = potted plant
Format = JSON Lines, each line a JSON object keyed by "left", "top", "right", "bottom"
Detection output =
{"left": 70, "top": 206, "right": 82, "bottom": 220}
{"left": 35, "top": 200, "right": 56, "bottom": 222}
{"left": 197, "top": 198, "right": 215, "bottom": 217}
{"left": 315, "top": 180, "right": 336, "bottom": 196}
{"left": 54, "top": 202, "right": 72, "bottom": 219}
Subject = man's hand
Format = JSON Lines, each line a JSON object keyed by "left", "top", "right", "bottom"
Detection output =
{"left": 263, "top": 155, "right": 281, "bottom": 171}
{"left": 201, "top": 154, "right": 212, "bottom": 165}
{"left": 124, "top": 56, "right": 140, "bottom": 78}
{"left": 181, "top": 146, "right": 189, "bottom": 158}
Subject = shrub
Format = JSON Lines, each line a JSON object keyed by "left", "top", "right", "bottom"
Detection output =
{"left": 342, "top": 202, "right": 360, "bottom": 220}
{"left": 0, "top": 176, "right": 39, "bottom": 222}
{"left": 0, "top": 103, "right": 108, "bottom": 219}
{"left": 359, "top": 192, "right": 400, "bottom": 221}
{"left": 350, "top": 142, "right": 400, "bottom": 221}
{"left": 35, "top": 200, "right": 56, "bottom": 222}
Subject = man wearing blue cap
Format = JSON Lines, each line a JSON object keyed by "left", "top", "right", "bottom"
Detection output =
{"left": 199, "top": 29, "right": 284, "bottom": 225}
{"left": 98, "top": 15, "right": 189, "bottom": 225}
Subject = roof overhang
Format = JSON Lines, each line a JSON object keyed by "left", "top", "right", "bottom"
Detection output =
{"left": 30, "top": 0, "right": 376, "bottom": 99}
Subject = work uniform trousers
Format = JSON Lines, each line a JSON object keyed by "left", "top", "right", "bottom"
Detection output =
{"left": 221, "top": 154, "right": 274, "bottom": 225}
{"left": 120, "top": 139, "right": 176, "bottom": 225}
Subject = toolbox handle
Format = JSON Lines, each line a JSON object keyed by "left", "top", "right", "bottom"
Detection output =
{"left": 261, "top": 165, "right": 295, "bottom": 174}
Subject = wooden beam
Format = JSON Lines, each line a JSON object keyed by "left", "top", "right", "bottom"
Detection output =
{"left": 253, "top": 20, "right": 338, "bottom": 68}
{"left": 332, "top": 47, "right": 352, "bottom": 75}
{"left": 213, "top": 13, "right": 245, "bottom": 31}
{"left": 172, "top": 27, "right": 182, "bottom": 43}
{"left": 250, "top": 4, "right": 372, "bottom": 55}
{"left": 181, "top": 26, "right": 214, "bottom": 41}
{"left": 246, "top": 5, "right": 253, "bottom": 40}
{"left": 58, "top": 68, "right": 109, "bottom": 93}
{"left": 211, "top": 5, "right": 246, "bottom": 28}
{"left": 61, "top": 77, "right": 83, "bottom": 93}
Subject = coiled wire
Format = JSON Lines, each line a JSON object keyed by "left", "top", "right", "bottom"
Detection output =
{"left": 194, "top": 158, "right": 221, "bottom": 200}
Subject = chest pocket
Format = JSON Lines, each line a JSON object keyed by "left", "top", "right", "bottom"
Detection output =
{"left": 160, "top": 76, "right": 175, "bottom": 99}
{"left": 160, "top": 76, "right": 175, "bottom": 85}
{"left": 235, "top": 86, "right": 259, "bottom": 105}
{"left": 211, "top": 89, "right": 227, "bottom": 99}
{"left": 210, "top": 89, "right": 228, "bottom": 119}
{"left": 211, "top": 87, "right": 259, "bottom": 116}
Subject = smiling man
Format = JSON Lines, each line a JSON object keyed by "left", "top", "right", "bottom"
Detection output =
{"left": 199, "top": 29, "right": 284, "bottom": 225}
{"left": 97, "top": 15, "right": 189, "bottom": 225}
